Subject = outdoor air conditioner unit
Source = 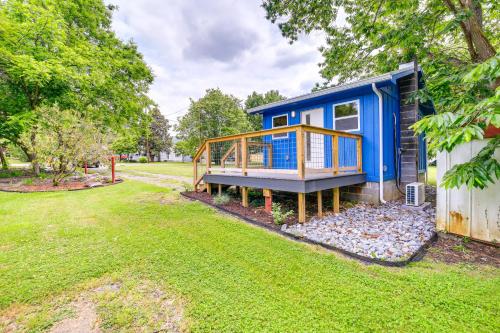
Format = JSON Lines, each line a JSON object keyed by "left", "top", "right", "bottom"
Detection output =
{"left": 406, "top": 182, "right": 425, "bottom": 206}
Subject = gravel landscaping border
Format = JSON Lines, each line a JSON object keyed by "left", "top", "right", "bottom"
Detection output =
{"left": 181, "top": 192, "right": 438, "bottom": 267}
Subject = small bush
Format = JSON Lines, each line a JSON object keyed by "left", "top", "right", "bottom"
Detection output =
{"left": 271, "top": 202, "right": 294, "bottom": 225}
{"left": 23, "top": 178, "right": 34, "bottom": 186}
{"left": 213, "top": 194, "right": 231, "bottom": 205}
{"left": 0, "top": 170, "right": 23, "bottom": 178}
{"left": 182, "top": 182, "right": 194, "bottom": 192}
{"left": 138, "top": 156, "right": 148, "bottom": 163}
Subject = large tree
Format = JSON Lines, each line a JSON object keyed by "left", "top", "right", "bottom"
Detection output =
{"left": 139, "top": 107, "right": 172, "bottom": 161}
{"left": 245, "top": 90, "right": 286, "bottom": 130}
{"left": 175, "top": 88, "right": 251, "bottom": 157}
{"left": 264, "top": 0, "right": 499, "bottom": 189}
{"left": 0, "top": 0, "right": 153, "bottom": 173}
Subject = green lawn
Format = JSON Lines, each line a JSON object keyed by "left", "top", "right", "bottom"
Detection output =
{"left": 116, "top": 161, "right": 193, "bottom": 178}
{"left": 0, "top": 174, "right": 498, "bottom": 331}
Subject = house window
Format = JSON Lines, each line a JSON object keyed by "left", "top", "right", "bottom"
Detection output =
{"left": 272, "top": 114, "right": 288, "bottom": 139}
{"left": 333, "top": 100, "right": 360, "bottom": 132}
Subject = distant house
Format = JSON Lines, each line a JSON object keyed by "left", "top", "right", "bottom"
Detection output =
{"left": 193, "top": 62, "right": 435, "bottom": 222}
{"left": 129, "top": 138, "right": 192, "bottom": 162}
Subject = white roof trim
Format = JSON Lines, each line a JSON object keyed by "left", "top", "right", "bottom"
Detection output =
{"left": 246, "top": 65, "right": 417, "bottom": 114}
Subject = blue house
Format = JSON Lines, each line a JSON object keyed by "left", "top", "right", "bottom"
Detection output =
{"left": 195, "top": 62, "right": 434, "bottom": 222}
{"left": 247, "top": 62, "right": 433, "bottom": 202}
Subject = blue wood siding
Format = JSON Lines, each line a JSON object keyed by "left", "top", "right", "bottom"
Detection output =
{"left": 262, "top": 88, "right": 383, "bottom": 181}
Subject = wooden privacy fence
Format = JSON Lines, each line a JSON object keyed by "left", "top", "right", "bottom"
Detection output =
{"left": 192, "top": 124, "right": 362, "bottom": 191}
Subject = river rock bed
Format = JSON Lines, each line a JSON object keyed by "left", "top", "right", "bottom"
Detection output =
{"left": 281, "top": 201, "right": 436, "bottom": 262}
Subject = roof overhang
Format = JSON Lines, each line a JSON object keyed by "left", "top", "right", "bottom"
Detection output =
{"left": 247, "top": 64, "right": 420, "bottom": 114}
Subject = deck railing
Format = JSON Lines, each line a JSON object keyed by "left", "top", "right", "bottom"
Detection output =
{"left": 193, "top": 125, "right": 362, "bottom": 190}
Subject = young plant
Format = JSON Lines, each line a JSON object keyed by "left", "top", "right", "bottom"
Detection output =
{"left": 182, "top": 182, "right": 194, "bottom": 192}
{"left": 271, "top": 202, "right": 294, "bottom": 225}
{"left": 138, "top": 156, "right": 148, "bottom": 163}
{"left": 213, "top": 194, "right": 231, "bottom": 206}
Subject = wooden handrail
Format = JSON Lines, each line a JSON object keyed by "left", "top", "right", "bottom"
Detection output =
{"left": 201, "top": 124, "right": 361, "bottom": 144}
{"left": 193, "top": 142, "right": 207, "bottom": 161}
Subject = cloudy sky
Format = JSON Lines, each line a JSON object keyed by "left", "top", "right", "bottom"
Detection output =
{"left": 107, "top": 0, "right": 327, "bottom": 124}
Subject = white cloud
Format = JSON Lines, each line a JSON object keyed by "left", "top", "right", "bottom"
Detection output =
{"left": 107, "top": 0, "right": 325, "bottom": 123}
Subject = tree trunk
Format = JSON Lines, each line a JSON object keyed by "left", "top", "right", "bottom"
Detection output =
{"left": 0, "top": 145, "right": 8, "bottom": 170}
{"left": 443, "top": 0, "right": 496, "bottom": 63}
{"left": 17, "top": 141, "right": 40, "bottom": 176}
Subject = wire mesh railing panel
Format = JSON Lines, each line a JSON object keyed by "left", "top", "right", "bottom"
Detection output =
{"left": 304, "top": 131, "right": 327, "bottom": 171}
{"left": 338, "top": 137, "right": 358, "bottom": 173}
{"left": 208, "top": 139, "right": 240, "bottom": 173}
{"left": 246, "top": 129, "right": 297, "bottom": 171}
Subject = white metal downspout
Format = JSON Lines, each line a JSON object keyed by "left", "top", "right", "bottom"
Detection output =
{"left": 372, "top": 83, "right": 387, "bottom": 204}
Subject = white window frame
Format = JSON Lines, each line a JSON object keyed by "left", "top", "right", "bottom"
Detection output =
{"left": 332, "top": 99, "right": 360, "bottom": 132}
{"left": 271, "top": 114, "right": 289, "bottom": 139}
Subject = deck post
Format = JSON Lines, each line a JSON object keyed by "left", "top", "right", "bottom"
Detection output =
{"left": 332, "top": 134, "right": 339, "bottom": 175}
{"left": 241, "top": 137, "right": 247, "bottom": 176}
{"left": 317, "top": 191, "right": 323, "bottom": 218}
{"left": 242, "top": 187, "right": 249, "bottom": 207}
{"left": 356, "top": 137, "right": 362, "bottom": 173}
{"left": 298, "top": 192, "right": 306, "bottom": 223}
{"left": 218, "top": 184, "right": 222, "bottom": 195}
{"left": 206, "top": 142, "right": 211, "bottom": 174}
{"left": 207, "top": 183, "right": 212, "bottom": 195}
{"left": 193, "top": 159, "right": 198, "bottom": 190}
{"left": 333, "top": 187, "right": 340, "bottom": 213}
{"left": 263, "top": 189, "right": 272, "bottom": 213}
{"left": 297, "top": 127, "right": 305, "bottom": 179}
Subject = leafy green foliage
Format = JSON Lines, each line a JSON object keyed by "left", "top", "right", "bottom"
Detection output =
{"left": 175, "top": 89, "right": 251, "bottom": 157}
{"left": 245, "top": 90, "right": 286, "bottom": 130}
{"left": 271, "top": 202, "right": 294, "bottom": 225}
{"left": 138, "top": 106, "right": 173, "bottom": 162}
{"left": 138, "top": 156, "right": 148, "bottom": 163}
{"left": 263, "top": 0, "right": 499, "bottom": 189}
{"left": 20, "top": 106, "right": 109, "bottom": 186}
{"left": 440, "top": 137, "right": 500, "bottom": 189}
{"left": 0, "top": 0, "right": 153, "bottom": 161}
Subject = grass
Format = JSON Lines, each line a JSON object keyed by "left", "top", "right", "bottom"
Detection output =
{"left": 116, "top": 161, "right": 192, "bottom": 178}
{"left": 0, "top": 164, "right": 499, "bottom": 332}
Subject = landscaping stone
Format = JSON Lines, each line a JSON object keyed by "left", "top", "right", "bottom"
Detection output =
{"left": 282, "top": 201, "right": 436, "bottom": 262}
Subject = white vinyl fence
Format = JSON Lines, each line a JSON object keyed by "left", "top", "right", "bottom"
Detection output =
{"left": 436, "top": 139, "right": 499, "bottom": 243}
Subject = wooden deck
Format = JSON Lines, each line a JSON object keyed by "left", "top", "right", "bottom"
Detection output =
{"left": 192, "top": 125, "right": 364, "bottom": 222}
{"left": 204, "top": 171, "right": 366, "bottom": 193}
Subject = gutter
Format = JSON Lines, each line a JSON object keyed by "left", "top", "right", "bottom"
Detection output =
{"left": 372, "top": 83, "right": 387, "bottom": 204}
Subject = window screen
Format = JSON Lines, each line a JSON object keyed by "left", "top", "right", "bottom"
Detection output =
{"left": 272, "top": 115, "right": 288, "bottom": 138}
{"left": 334, "top": 101, "right": 359, "bottom": 131}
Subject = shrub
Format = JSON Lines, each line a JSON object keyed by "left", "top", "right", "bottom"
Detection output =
{"left": 271, "top": 202, "right": 294, "bottom": 225}
{"left": 182, "top": 182, "right": 194, "bottom": 192}
{"left": 138, "top": 156, "right": 148, "bottom": 163}
{"left": 20, "top": 106, "right": 109, "bottom": 186}
{"left": 213, "top": 194, "right": 231, "bottom": 205}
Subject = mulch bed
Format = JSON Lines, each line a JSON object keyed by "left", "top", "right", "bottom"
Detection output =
{"left": 0, "top": 175, "right": 123, "bottom": 193}
{"left": 183, "top": 191, "right": 281, "bottom": 229}
{"left": 426, "top": 233, "right": 499, "bottom": 268}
